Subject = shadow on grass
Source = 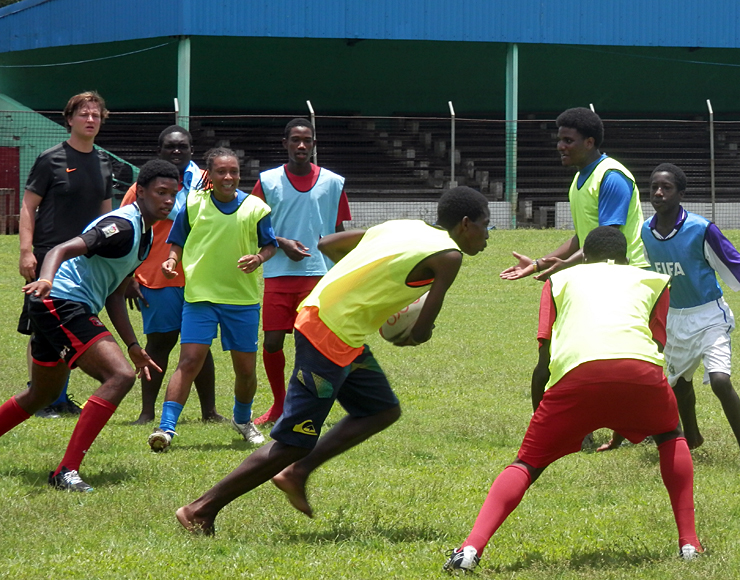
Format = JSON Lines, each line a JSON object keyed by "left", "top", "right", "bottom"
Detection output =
{"left": 277, "top": 518, "right": 444, "bottom": 544}
{"left": 0, "top": 466, "right": 139, "bottom": 490}
{"left": 175, "top": 440, "right": 258, "bottom": 452}
{"left": 489, "top": 543, "right": 662, "bottom": 574}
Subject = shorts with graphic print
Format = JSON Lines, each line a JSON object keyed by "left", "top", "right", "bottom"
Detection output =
{"left": 270, "top": 330, "right": 399, "bottom": 449}
{"left": 29, "top": 295, "right": 112, "bottom": 368}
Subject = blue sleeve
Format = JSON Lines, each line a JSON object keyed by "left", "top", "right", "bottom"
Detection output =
{"left": 597, "top": 170, "right": 633, "bottom": 227}
{"left": 257, "top": 214, "right": 278, "bottom": 248}
{"left": 166, "top": 203, "right": 190, "bottom": 247}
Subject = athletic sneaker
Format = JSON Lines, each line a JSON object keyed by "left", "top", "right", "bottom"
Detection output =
{"left": 231, "top": 417, "right": 265, "bottom": 445}
{"left": 148, "top": 428, "right": 175, "bottom": 452}
{"left": 443, "top": 546, "right": 479, "bottom": 573}
{"left": 35, "top": 405, "right": 61, "bottom": 419}
{"left": 680, "top": 544, "right": 704, "bottom": 560}
{"left": 48, "top": 467, "right": 93, "bottom": 492}
{"left": 60, "top": 394, "right": 83, "bottom": 415}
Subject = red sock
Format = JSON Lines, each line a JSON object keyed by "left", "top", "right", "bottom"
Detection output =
{"left": 0, "top": 396, "right": 31, "bottom": 437}
{"left": 658, "top": 436, "right": 700, "bottom": 548}
{"left": 54, "top": 396, "right": 116, "bottom": 476}
{"left": 262, "top": 348, "right": 286, "bottom": 411}
{"left": 463, "top": 463, "right": 532, "bottom": 555}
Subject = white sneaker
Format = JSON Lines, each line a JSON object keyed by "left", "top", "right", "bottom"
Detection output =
{"left": 231, "top": 417, "right": 265, "bottom": 445}
{"left": 148, "top": 428, "right": 174, "bottom": 452}
{"left": 680, "top": 544, "right": 703, "bottom": 560}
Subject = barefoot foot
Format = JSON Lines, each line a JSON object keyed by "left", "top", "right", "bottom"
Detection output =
{"left": 130, "top": 415, "right": 154, "bottom": 426}
{"left": 272, "top": 468, "right": 313, "bottom": 518}
{"left": 203, "top": 412, "right": 228, "bottom": 423}
{"left": 687, "top": 434, "right": 704, "bottom": 450}
{"left": 176, "top": 506, "right": 215, "bottom": 536}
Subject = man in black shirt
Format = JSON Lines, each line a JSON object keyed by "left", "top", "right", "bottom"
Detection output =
{"left": 18, "top": 91, "right": 113, "bottom": 418}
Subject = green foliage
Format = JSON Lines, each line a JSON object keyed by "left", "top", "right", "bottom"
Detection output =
{"left": 0, "top": 231, "right": 738, "bottom": 579}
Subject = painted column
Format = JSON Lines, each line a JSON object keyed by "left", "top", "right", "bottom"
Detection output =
{"left": 505, "top": 43, "right": 519, "bottom": 229}
{"left": 177, "top": 36, "right": 191, "bottom": 130}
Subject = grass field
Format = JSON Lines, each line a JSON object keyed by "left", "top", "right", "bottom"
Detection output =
{"left": 1, "top": 230, "right": 739, "bottom": 579}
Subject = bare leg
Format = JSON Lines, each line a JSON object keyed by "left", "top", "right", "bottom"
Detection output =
{"left": 163, "top": 343, "right": 210, "bottom": 406}
{"left": 15, "top": 362, "right": 70, "bottom": 414}
{"left": 176, "top": 440, "right": 309, "bottom": 535}
{"left": 672, "top": 378, "right": 703, "bottom": 449}
{"left": 709, "top": 372, "right": 740, "bottom": 450}
{"left": 272, "top": 405, "right": 401, "bottom": 517}
{"left": 132, "top": 330, "right": 179, "bottom": 424}
{"left": 231, "top": 350, "right": 258, "bottom": 405}
{"left": 194, "top": 348, "right": 224, "bottom": 422}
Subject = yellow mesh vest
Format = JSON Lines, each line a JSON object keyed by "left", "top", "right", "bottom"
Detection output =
{"left": 569, "top": 157, "right": 649, "bottom": 269}
{"left": 182, "top": 190, "right": 271, "bottom": 305}
{"left": 546, "top": 263, "right": 669, "bottom": 389}
{"left": 301, "top": 220, "right": 461, "bottom": 347}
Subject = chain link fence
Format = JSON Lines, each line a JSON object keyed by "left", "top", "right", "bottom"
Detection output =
{"left": 2, "top": 110, "right": 740, "bottom": 232}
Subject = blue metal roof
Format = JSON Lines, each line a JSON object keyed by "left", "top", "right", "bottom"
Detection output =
{"left": 1, "top": 0, "right": 740, "bottom": 53}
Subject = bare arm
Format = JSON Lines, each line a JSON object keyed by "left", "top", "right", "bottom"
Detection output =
{"left": 100, "top": 198, "right": 112, "bottom": 216}
{"left": 161, "top": 244, "right": 184, "bottom": 279}
{"left": 22, "top": 236, "right": 88, "bottom": 298}
{"left": 19, "top": 190, "right": 42, "bottom": 282}
{"left": 500, "top": 235, "right": 581, "bottom": 281}
{"left": 276, "top": 237, "right": 311, "bottom": 261}
{"left": 396, "top": 250, "right": 463, "bottom": 347}
{"left": 105, "top": 278, "right": 162, "bottom": 380}
{"left": 318, "top": 230, "right": 366, "bottom": 263}
{"left": 238, "top": 243, "right": 278, "bottom": 274}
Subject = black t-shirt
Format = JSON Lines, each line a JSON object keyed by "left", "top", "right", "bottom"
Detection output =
{"left": 80, "top": 215, "right": 152, "bottom": 263}
{"left": 26, "top": 141, "right": 113, "bottom": 252}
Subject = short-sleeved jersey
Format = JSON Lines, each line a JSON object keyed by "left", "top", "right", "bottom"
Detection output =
{"left": 50, "top": 204, "right": 151, "bottom": 314}
{"left": 642, "top": 207, "right": 740, "bottom": 309}
{"left": 26, "top": 142, "right": 113, "bottom": 252}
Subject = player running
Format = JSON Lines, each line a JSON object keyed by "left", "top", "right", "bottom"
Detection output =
{"left": 174, "top": 186, "right": 490, "bottom": 535}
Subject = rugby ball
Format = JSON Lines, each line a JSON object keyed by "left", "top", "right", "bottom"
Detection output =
{"left": 379, "top": 292, "right": 429, "bottom": 343}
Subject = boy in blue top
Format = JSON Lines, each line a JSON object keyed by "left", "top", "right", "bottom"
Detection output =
{"left": 147, "top": 148, "right": 277, "bottom": 452}
{"left": 641, "top": 163, "right": 740, "bottom": 451}
{"left": 0, "top": 159, "right": 177, "bottom": 491}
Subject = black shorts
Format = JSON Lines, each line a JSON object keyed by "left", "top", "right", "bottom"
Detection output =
{"left": 29, "top": 295, "right": 112, "bottom": 368}
{"left": 270, "top": 330, "right": 399, "bottom": 449}
{"left": 18, "top": 251, "right": 47, "bottom": 335}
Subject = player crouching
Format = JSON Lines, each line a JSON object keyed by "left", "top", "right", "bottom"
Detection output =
{"left": 445, "top": 226, "right": 703, "bottom": 573}
{"left": 0, "top": 160, "right": 177, "bottom": 491}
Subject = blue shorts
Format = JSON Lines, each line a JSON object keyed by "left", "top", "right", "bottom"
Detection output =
{"left": 139, "top": 286, "right": 185, "bottom": 335}
{"left": 181, "top": 301, "right": 260, "bottom": 352}
{"left": 270, "top": 330, "right": 399, "bottom": 449}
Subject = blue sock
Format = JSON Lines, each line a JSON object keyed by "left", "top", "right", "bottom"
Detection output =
{"left": 233, "top": 398, "right": 253, "bottom": 424}
{"left": 51, "top": 374, "right": 71, "bottom": 406}
{"left": 159, "top": 401, "right": 184, "bottom": 433}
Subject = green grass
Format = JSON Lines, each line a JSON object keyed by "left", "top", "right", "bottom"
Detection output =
{"left": 1, "top": 230, "right": 739, "bottom": 579}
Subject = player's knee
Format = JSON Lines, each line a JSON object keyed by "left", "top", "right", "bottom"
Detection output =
{"left": 263, "top": 333, "right": 285, "bottom": 353}
{"left": 710, "top": 373, "right": 734, "bottom": 398}
{"left": 382, "top": 404, "right": 402, "bottom": 426}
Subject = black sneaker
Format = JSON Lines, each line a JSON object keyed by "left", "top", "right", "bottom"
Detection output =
{"left": 35, "top": 406, "right": 61, "bottom": 419}
{"left": 60, "top": 394, "right": 83, "bottom": 416}
{"left": 443, "top": 546, "right": 479, "bottom": 573}
{"left": 48, "top": 467, "right": 93, "bottom": 492}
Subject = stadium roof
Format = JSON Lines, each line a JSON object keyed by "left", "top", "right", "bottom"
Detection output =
{"left": 1, "top": 0, "right": 740, "bottom": 53}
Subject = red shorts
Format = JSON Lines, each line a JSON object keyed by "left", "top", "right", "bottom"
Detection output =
{"left": 29, "top": 296, "right": 112, "bottom": 368}
{"left": 518, "top": 359, "right": 679, "bottom": 468}
{"left": 262, "top": 276, "right": 321, "bottom": 332}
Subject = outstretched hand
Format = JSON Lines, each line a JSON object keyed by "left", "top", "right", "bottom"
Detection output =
{"left": 500, "top": 252, "right": 535, "bottom": 280}
{"left": 128, "top": 345, "right": 162, "bottom": 381}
